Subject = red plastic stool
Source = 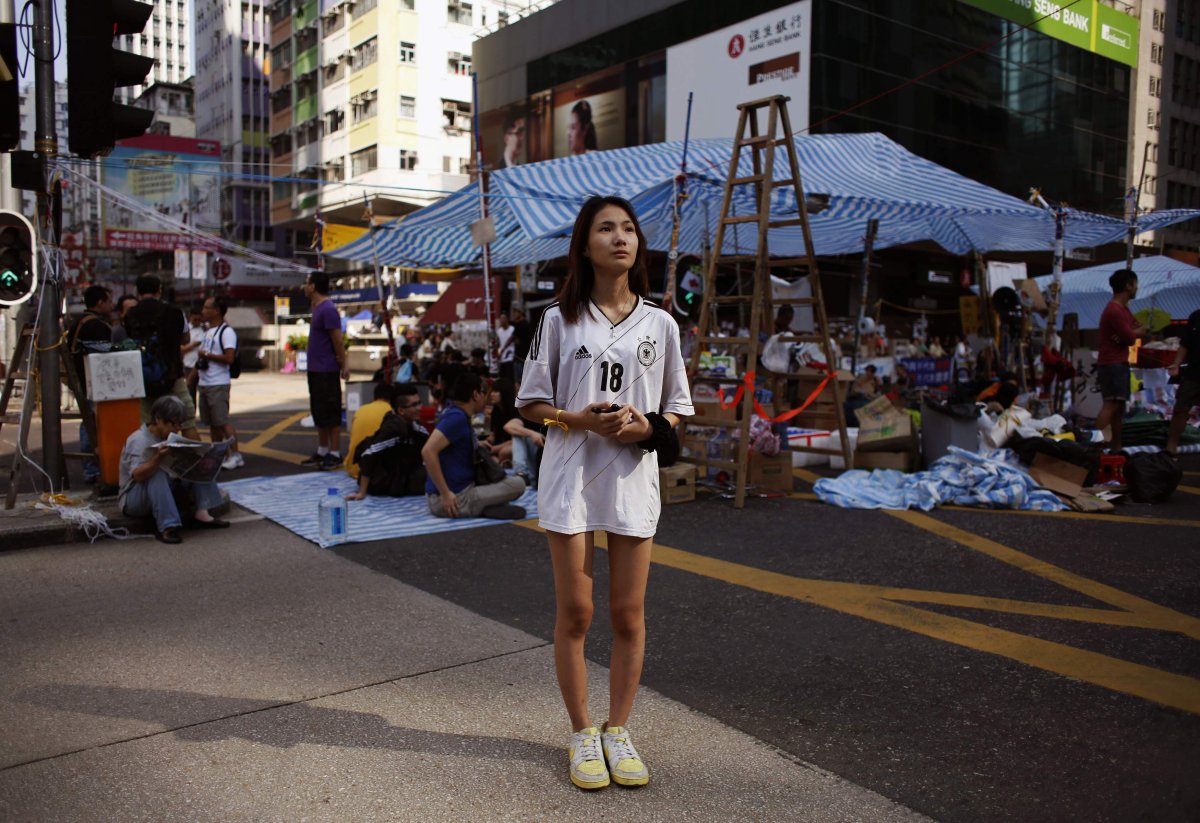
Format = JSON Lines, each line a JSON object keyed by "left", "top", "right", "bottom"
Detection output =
{"left": 1098, "top": 454, "right": 1125, "bottom": 484}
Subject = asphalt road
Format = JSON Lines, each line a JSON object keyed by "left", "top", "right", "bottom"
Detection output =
{"left": 4, "top": 374, "right": 1198, "bottom": 821}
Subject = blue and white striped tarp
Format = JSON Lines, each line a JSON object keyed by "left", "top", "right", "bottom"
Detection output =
{"left": 1032, "top": 256, "right": 1200, "bottom": 329}
{"left": 813, "top": 446, "right": 1067, "bottom": 511}
{"left": 221, "top": 472, "right": 538, "bottom": 545}
{"left": 328, "top": 134, "right": 1200, "bottom": 267}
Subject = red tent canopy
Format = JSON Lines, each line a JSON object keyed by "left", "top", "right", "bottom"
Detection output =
{"left": 418, "top": 276, "right": 500, "bottom": 326}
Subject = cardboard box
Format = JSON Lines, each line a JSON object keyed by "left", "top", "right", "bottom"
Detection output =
{"left": 1027, "top": 452, "right": 1114, "bottom": 512}
{"left": 854, "top": 395, "right": 917, "bottom": 453}
{"left": 747, "top": 451, "right": 793, "bottom": 491}
{"left": 693, "top": 400, "right": 738, "bottom": 423}
{"left": 659, "top": 463, "right": 696, "bottom": 505}
{"left": 854, "top": 450, "right": 916, "bottom": 472}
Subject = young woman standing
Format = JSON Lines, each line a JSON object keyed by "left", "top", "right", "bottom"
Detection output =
{"left": 516, "top": 196, "right": 693, "bottom": 789}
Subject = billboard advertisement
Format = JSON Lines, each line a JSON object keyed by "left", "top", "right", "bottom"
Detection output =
{"left": 552, "top": 66, "right": 626, "bottom": 158}
{"left": 666, "top": 1, "right": 811, "bottom": 140}
{"left": 958, "top": 0, "right": 1138, "bottom": 67}
{"left": 101, "top": 134, "right": 222, "bottom": 252}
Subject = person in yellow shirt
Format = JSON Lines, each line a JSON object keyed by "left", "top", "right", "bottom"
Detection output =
{"left": 345, "top": 383, "right": 396, "bottom": 479}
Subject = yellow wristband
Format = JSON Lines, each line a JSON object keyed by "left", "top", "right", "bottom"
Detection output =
{"left": 544, "top": 408, "right": 569, "bottom": 432}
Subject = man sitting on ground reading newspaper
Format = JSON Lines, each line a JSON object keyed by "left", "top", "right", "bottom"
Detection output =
{"left": 119, "top": 395, "right": 231, "bottom": 544}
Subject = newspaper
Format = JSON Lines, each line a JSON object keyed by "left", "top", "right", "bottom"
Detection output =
{"left": 144, "top": 433, "right": 233, "bottom": 483}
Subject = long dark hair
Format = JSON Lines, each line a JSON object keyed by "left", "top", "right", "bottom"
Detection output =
{"left": 557, "top": 195, "right": 649, "bottom": 324}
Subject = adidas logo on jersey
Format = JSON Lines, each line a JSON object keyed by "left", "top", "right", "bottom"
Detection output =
{"left": 574, "top": 345, "right": 592, "bottom": 360}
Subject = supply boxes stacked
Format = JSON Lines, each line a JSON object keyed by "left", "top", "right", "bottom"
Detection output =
{"left": 853, "top": 395, "right": 918, "bottom": 471}
{"left": 659, "top": 463, "right": 697, "bottom": 504}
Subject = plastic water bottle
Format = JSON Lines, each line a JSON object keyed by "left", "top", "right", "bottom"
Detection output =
{"left": 318, "top": 487, "right": 348, "bottom": 547}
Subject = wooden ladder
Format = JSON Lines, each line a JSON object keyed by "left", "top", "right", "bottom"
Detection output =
{"left": 680, "top": 95, "right": 851, "bottom": 508}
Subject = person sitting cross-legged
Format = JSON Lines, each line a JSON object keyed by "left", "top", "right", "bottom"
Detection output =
{"left": 422, "top": 371, "right": 526, "bottom": 519}
{"left": 346, "top": 383, "right": 430, "bottom": 500}
{"left": 119, "top": 395, "right": 230, "bottom": 544}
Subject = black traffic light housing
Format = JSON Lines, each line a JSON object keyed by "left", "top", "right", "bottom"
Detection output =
{"left": 0, "top": 210, "right": 38, "bottom": 307}
{"left": 66, "top": 0, "right": 156, "bottom": 158}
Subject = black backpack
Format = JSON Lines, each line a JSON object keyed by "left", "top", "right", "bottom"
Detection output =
{"left": 134, "top": 332, "right": 174, "bottom": 396}
{"left": 217, "top": 323, "right": 241, "bottom": 379}
{"left": 1124, "top": 452, "right": 1183, "bottom": 503}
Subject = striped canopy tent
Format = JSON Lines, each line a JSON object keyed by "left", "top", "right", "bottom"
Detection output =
{"left": 1031, "top": 256, "right": 1200, "bottom": 329}
{"left": 328, "top": 133, "right": 1200, "bottom": 267}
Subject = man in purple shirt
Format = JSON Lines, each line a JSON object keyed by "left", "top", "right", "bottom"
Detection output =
{"left": 301, "top": 271, "right": 350, "bottom": 470}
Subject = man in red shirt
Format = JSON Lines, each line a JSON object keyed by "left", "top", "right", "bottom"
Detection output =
{"left": 1093, "top": 268, "right": 1145, "bottom": 450}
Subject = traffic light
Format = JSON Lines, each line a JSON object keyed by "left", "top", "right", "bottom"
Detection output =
{"left": 66, "top": 0, "right": 156, "bottom": 158}
{"left": 0, "top": 210, "right": 37, "bottom": 307}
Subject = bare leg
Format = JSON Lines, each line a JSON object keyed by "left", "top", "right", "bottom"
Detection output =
{"left": 547, "top": 530, "right": 595, "bottom": 731}
{"left": 1094, "top": 399, "right": 1124, "bottom": 448}
{"left": 606, "top": 533, "right": 652, "bottom": 728}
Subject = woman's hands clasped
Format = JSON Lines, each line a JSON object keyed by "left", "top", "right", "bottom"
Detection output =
{"left": 576, "top": 404, "right": 652, "bottom": 443}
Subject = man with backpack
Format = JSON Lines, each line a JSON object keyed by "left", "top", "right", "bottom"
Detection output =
{"left": 198, "top": 295, "right": 244, "bottom": 470}
{"left": 68, "top": 285, "right": 114, "bottom": 483}
{"left": 122, "top": 274, "right": 199, "bottom": 439}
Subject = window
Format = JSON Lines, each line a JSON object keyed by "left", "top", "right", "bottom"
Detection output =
{"left": 400, "top": 95, "right": 416, "bottom": 118}
{"left": 399, "top": 41, "right": 416, "bottom": 64}
{"left": 442, "top": 98, "right": 471, "bottom": 130}
{"left": 352, "top": 93, "right": 377, "bottom": 124}
{"left": 351, "top": 37, "right": 378, "bottom": 71}
{"left": 327, "top": 108, "right": 345, "bottom": 133}
{"left": 448, "top": 52, "right": 471, "bottom": 76}
{"left": 399, "top": 149, "right": 417, "bottom": 170}
{"left": 448, "top": 1, "right": 472, "bottom": 26}
{"left": 352, "top": 145, "right": 378, "bottom": 176}
{"left": 351, "top": 0, "right": 377, "bottom": 19}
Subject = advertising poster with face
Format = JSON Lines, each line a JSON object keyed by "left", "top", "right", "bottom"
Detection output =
{"left": 480, "top": 102, "right": 529, "bottom": 170}
{"left": 553, "top": 67, "right": 626, "bottom": 158}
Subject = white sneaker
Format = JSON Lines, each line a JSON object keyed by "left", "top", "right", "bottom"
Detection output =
{"left": 602, "top": 724, "right": 649, "bottom": 786}
{"left": 568, "top": 726, "right": 610, "bottom": 790}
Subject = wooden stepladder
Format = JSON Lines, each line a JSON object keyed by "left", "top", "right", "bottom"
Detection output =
{"left": 680, "top": 95, "right": 852, "bottom": 507}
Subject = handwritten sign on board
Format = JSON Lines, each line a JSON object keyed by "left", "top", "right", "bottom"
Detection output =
{"left": 86, "top": 350, "right": 146, "bottom": 401}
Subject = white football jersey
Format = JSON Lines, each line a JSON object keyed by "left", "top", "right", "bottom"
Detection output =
{"left": 516, "top": 297, "right": 694, "bottom": 537}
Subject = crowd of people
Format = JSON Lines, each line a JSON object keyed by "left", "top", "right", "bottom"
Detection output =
{"left": 67, "top": 274, "right": 244, "bottom": 543}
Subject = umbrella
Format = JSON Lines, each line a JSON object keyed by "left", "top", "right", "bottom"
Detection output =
{"left": 328, "top": 134, "right": 1200, "bottom": 268}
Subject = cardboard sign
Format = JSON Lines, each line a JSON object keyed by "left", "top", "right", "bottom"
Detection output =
{"left": 85, "top": 350, "right": 146, "bottom": 402}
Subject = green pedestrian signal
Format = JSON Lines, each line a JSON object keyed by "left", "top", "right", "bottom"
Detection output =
{"left": 0, "top": 210, "right": 37, "bottom": 306}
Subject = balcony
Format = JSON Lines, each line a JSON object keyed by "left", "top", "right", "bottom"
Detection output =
{"left": 294, "top": 46, "right": 318, "bottom": 76}
{"left": 294, "top": 95, "right": 318, "bottom": 124}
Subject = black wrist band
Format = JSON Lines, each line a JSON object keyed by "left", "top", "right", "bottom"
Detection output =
{"left": 637, "top": 412, "right": 674, "bottom": 453}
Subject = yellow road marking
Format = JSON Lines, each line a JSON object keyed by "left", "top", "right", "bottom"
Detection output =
{"left": 514, "top": 516, "right": 1200, "bottom": 714}
{"left": 239, "top": 411, "right": 311, "bottom": 464}
{"left": 791, "top": 466, "right": 1200, "bottom": 527}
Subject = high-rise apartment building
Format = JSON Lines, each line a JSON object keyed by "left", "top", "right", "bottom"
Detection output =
{"left": 1156, "top": 1, "right": 1200, "bottom": 251}
{"left": 116, "top": 0, "right": 193, "bottom": 104}
{"left": 195, "top": 0, "right": 275, "bottom": 251}
{"left": 268, "top": 0, "right": 530, "bottom": 266}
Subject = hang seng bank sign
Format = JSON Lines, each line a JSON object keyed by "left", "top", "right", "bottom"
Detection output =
{"left": 960, "top": 0, "right": 1139, "bottom": 67}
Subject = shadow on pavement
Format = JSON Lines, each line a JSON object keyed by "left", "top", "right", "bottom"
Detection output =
{"left": 17, "top": 683, "right": 560, "bottom": 765}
